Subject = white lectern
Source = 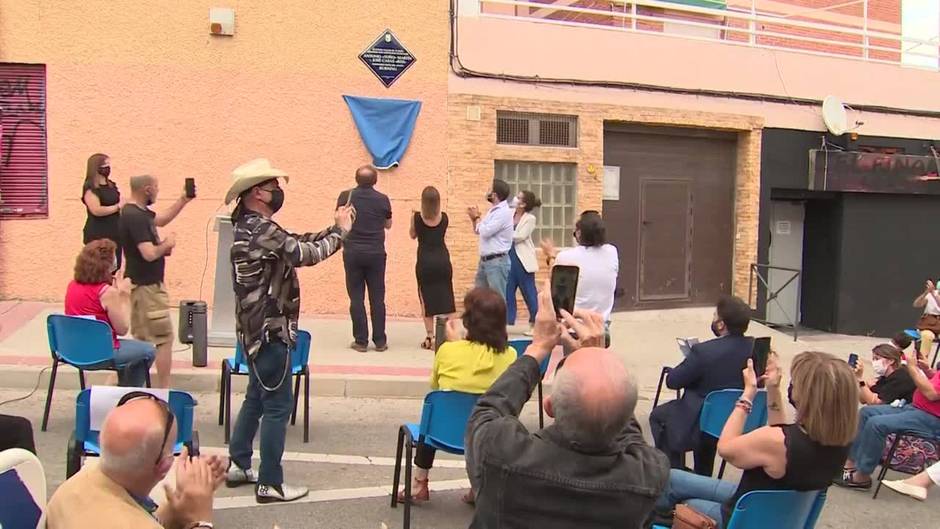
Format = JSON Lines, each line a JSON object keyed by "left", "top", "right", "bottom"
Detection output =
{"left": 208, "top": 215, "right": 237, "bottom": 347}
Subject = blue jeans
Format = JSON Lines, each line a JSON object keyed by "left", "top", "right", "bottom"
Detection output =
{"left": 506, "top": 247, "right": 538, "bottom": 325}
{"left": 656, "top": 469, "right": 735, "bottom": 527}
{"left": 229, "top": 340, "right": 293, "bottom": 486}
{"left": 88, "top": 339, "right": 155, "bottom": 387}
{"left": 850, "top": 404, "right": 940, "bottom": 475}
{"left": 474, "top": 254, "right": 510, "bottom": 297}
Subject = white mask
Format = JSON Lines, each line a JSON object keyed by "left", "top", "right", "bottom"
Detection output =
{"left": 509, "top": 196, "right": 520, "bottom": 209}
{"left": 873, "top": 358, "right": 888, "bottom": 377}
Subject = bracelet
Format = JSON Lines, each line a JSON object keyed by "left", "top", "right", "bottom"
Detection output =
{"left": 735, "top": 398, "right": 753, "bottom": 414}
{"left": 186, "top": 522, "right": 213, "bottom": 529}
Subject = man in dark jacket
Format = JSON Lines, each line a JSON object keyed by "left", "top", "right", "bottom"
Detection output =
{"left": 465, "top": 290, "right": 669, "bottom": 529}
{"left": 649, "top": 295, "right": 753, "bottom": 476}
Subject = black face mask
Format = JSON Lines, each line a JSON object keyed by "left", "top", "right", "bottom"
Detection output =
{"left": 710, "top": 320, "right": 722, "bottom": 337}
{"left": 145, "top": 189, "right": 155, "bottom": 206}
{"left": 98, "top": 166, "right": 111, "bottom": 178}
{"left": 787, "top": 382, "right": 796, "bottom": 409}
{"left": 267, "top": 188, "right": 285, "bottom": 214}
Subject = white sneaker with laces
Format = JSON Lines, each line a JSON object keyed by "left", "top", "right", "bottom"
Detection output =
{"left": 882, "top": 479, "right": 927, "bottom": 501}
{"left": 256, "top": 483, "right": 309, "bottom": 503}
{"left": 225, "top": 465, "right": 258, "bottom": 488}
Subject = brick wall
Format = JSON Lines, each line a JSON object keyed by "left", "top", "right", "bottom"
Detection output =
{"left": 447, "top": 93, "right": 764, "bottom": 314}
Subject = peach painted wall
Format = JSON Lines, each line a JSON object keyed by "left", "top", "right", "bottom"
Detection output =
{"left": 0, "top": 1, "right": 449, "bottom": 317}
{"left": 455, "top": 14, "right": 940, "bottom": 139}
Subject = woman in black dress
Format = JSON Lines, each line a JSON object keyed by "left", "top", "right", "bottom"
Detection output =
{"left": 82, "top": 153, "right": 124, "bottom": 269}
{"left": 410, "top": 186, "right": 456, "bottom": 350}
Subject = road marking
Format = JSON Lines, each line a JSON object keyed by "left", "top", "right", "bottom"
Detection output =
{"left": 214, "top": 478, "right": 471, "bottom": 510}
{"left": 200, "top": 447, "right": 466, "bottom": 469}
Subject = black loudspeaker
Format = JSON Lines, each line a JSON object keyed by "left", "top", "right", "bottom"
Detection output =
{"left": 179, "top": 300, "right": 208, "bottom": 367}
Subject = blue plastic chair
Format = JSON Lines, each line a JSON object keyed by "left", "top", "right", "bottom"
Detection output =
{"left": 218, "top": 330, "right": 311, "bottom": 443}
{"left": 652, "top": 489, "right": 826, "bottom": 529}
{"left": 391, "top": 390, "right": 479, "bottom": 529}
{"left": 42, "top": 314, "right": 151, "bottom": 432}
{"left": 905, "top": 328, "right": 940, "bottom": 368}
{"left": 66, "top": 388, "right": 197, "bottom": 478}
{"left": 700, "top": 389, "right": 769, "bottom": 478}
{"left": 508, "top": 338, "right": 551, "bottom": 429}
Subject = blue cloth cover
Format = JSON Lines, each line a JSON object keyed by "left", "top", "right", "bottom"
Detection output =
{"left": 343, "top": 95, "right": 421, "bottom": 169}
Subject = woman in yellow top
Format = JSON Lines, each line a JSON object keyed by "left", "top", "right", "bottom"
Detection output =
{"left": 398, "top": 287, "right": 517, "bottom": 504}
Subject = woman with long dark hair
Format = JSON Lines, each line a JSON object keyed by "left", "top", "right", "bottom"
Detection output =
{"left": 397, "top": 287, "right": 517, "bottom": 503}
{"left": 507, "top": 190, "right": 541, "bottom": 334}
{"left": 82, "top": 153, "right": 124, "bottom": 269}
{"left": 410, "top": 186, "right": 456, "bottom": 349}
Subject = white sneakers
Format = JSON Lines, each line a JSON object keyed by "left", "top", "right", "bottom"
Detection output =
{"left": 882, "top": 479, "right": 928, "bottom": 501}
{"left": 256, "top": 483, "right": 310, "bottom": 504}
{"left": 225, "top": 465, "right": 258, "bottom": 488}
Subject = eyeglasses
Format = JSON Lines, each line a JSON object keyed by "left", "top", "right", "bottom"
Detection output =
{"left": 116, "top": 391, "right": 175, "bottom": 465}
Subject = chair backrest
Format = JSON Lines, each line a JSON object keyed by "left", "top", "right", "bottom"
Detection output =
{"left": 0, "top": 448, "right": 45, "bottom": 529}
{"left": 726, "top": 489, "right": 826, "bottom": 529}
{"left": 508, "top": 338, "right": 550, "bottom": 376}
{"left": 47, "top": 314, "right": 115, "bottom": 366}
{"left": 700, "top": 389, "right": 768, "bottom": 438}
{"left": 75, "top": 388, "right": 197, "bottom": 448}
{"left": 418, "top": 390, "right": 480, "bottom": 454}
{"left": 233, "top": 329, "right": 312, "bottom": 368}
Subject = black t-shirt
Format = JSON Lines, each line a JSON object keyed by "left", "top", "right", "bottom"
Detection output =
{"left": 871, "top": 368, "right": 917, "bottom": 404}
{"left": 82, "top": 182, "right": 121, "bottom": 243}
{"left": 336, "top": 186, "right": 392, "bottom": 255}
{"left": 120, "top": 204, "right": 164, "bottom": 285}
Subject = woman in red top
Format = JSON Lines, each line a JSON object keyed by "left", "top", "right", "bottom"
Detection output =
{"left": 64, "top": 240, "right": 155, "bottom": 386}
{"left": 837, "top": 349, "right": 940, "bottom": 489}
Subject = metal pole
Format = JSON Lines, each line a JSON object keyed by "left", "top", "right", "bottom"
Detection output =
{"left": 749, "top": 0, "right": 756, "bottom": 45}
{"left": 862, "top": 0, "right": 869, "bottom": 59}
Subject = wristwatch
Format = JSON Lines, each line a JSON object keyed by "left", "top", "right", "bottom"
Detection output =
{"left": 187, "top": 522, "right": 213, "bottom": 529}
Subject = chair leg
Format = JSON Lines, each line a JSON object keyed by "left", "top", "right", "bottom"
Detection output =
{"left": 66, "top": 433, "right": 83, "bottom": 479}
{"left": 41, "top": 359, "right": 60, "bottom": 432}
{"left": 78, "top": 369, "right": 86, "bottom": 390}
{"left": 218, "top": 363, "right": 227, "bottom": 426}
{"left": 291, "top": 374, "right": 301, "bottom": 426}
{"left": 303, "top": 369, "right": 310, "bottom": 443}
{"left": 873, "top": 434, "right": 903, "bottom": 499}
{"left": 537, "top": 381, "right": 545, "bottom": 429}
{"left": 653, "top": 367, "right": 668, "bottom": 409}
{"left": 404, "top": 434, "right": 413, "bottom": 529}
{"left": 144, "top": 368, "right": 152, "bottom": 388}
{"left": 224, "top": 368, "right": 232, "bottom": 445}
{"left": 717, "top": 459, "right": 727, "bottom": 479}
{"left": 391, "top": 426, "right": 405, "bottom": 508}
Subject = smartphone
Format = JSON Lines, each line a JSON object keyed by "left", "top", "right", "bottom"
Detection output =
{"left": 184, "top": 177, "right": 196, "bottom": 199}
{"left": 751, "top": 337, "right": 772, "bottom": 387}
{"left": 551, "top": 265, "right": 580, "bottom": 320}
{"left": 848, "top": 353, "right": 859, "bottom": 368}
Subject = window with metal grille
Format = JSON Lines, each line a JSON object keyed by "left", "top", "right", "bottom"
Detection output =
{"left": 0, "top": 63, "right": 48, "bottom": 218}
{"left": 496, "top": 111, "right": 577, "bottom": 147}
{"left": 496, "top": 160, "right": 577, "bottom": 246}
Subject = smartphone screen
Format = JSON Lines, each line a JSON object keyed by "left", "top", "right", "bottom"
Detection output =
{"left": 551, "top": 265, "right": 579, "bottom": 320}
{"left": 751, "top": 337, "right": 772, "bottom": 386}
{"left": 184, "top": 178, "right": 196, "bottom": 199}
{"left": 848, "top": 353, "right": 859, "bottom": 368}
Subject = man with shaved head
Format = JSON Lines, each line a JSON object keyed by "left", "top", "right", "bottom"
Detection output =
{"left": 119, "top": 174, "right": 194, "bottom": 387}
{"left": 466, "top": 288, "right": 669, "bottom": 528}
{"left": 47, "top": 393, "right": 225, "bottom": 529}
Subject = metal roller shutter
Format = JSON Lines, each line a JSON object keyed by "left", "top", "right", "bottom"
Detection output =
{"left": 0, "top": 63, "right": 48, "bottom": 218}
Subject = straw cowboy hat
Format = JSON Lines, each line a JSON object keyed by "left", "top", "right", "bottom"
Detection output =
{"left": 225, "top": 158, "right": 290, "bottom": 204}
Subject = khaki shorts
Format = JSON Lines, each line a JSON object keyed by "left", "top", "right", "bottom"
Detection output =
{"left": 131, "top": 283, "right": 174, "bottom": 347}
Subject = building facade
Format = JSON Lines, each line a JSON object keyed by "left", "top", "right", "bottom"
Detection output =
{"left": 0, "top": 0, "right": 938, "bottom": 328}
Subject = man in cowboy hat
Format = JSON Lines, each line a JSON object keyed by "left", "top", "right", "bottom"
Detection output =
{"left": 224, "top": 158, "right": 354, "bottom": 503}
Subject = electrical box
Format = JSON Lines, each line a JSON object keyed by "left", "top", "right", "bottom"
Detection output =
{"left": 209, "top": 7, "right": 235, "bottom": 36}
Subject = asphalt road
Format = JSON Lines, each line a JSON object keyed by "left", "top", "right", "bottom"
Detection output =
{"left": 2, "top": 387, "right": 935, "bottom": 529}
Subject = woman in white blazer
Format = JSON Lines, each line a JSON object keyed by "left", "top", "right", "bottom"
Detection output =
{"left": 506, "top": 190, "right": 541, "bottom": 333}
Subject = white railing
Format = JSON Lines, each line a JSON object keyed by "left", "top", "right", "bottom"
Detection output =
{"left": 477, "top": 0, "right": 940, "bottom": 69}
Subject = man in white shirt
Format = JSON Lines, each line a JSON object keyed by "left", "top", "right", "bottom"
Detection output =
{"left": 468, "top": 179, "right": 514, "bottom": 296}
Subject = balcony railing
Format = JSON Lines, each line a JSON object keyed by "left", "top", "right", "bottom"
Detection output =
{"left": 478, "top": 0, "right": 939, "bottom": 69}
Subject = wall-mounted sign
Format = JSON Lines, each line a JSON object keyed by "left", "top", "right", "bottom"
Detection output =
{"left": 359, "top": 30, "right": 416, "bottom": 88}
{"left": 809, "top": 149, "right": 940, "bottom": 195}
{"left": 603, "top": 166, "right": 621, "bottom": 200}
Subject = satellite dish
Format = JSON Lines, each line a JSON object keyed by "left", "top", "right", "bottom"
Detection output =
{"left": 822, "top": 96, "right": 849, "bottom": 136}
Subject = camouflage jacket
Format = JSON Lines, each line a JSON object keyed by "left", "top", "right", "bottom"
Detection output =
{"left": 231, "top": 210, "right": 344, "bottom": 359}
